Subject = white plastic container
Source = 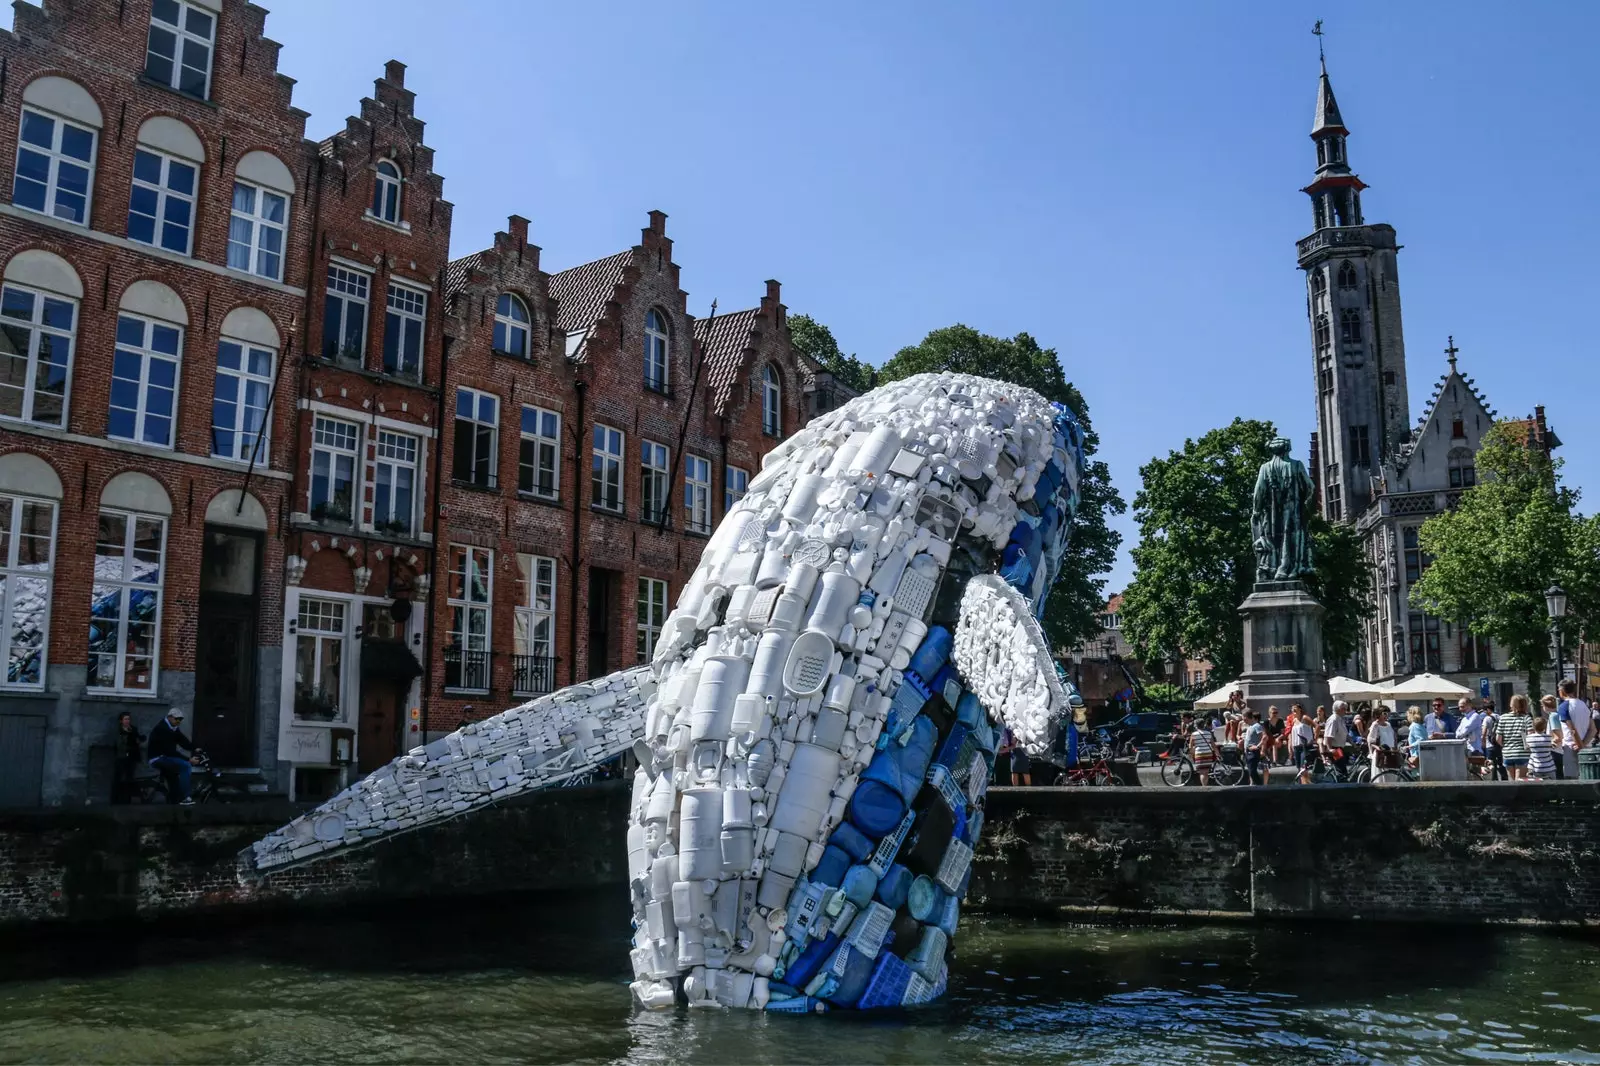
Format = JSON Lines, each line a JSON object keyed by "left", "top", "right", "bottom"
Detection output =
{"left": 768, "top": 830, "right": 810, "bottom": 877}
{"left": 626, "top": 821, "right": 650, "bottom": 883}
{"left": 757, "top": 870, "right": 796, "bottom": 909}
{"left": 782, "top": 475, "right": 826, "bottom": 525}
{"left": 849, "top": 425, "right": 903, "bottom": 480}
{"left": 769, "top": 743, "right": 842, "bottom": 839}
{"left": 730, "top": 693, "right": 769, "bottom": 744}
{"left": 690, "top": 656, "right": 751, "bottom": 743}
{"left": 679, "top": 786, "right": 726, "bottom": 881}
{"left": 747, "top": 632, "right": 796, "bottom": 698}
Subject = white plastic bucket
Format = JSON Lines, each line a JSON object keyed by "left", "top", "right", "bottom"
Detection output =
{"left": 768, "top": 591, "right": 808, "bottom": 632}
{"left": 807, "top": 571, "right": 861, "bottom": 639}
{"left": 679, "top": 786, "right": 725, "bottom": 882}
{"left": 720, "top": 828, "right": 755, "bottom": 870}
{"left": 757, "top": 870, "right": 796, "bottom": 909}
{"left": 769, "top": 743, "right": 841, "bottom": 840}
{"left": 747, "top": 632, "right": 796, "bottom": 698}
{"left": 723, "top": 786, "right": 754, "bottom": 828}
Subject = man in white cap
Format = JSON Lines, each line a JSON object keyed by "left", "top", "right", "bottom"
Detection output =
{"left": 147, "top": 708, "right": 198, "bottom": 806}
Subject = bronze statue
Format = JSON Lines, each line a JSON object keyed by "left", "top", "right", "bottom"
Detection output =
{"left": 1251, "top": 436, "right": 1315, "bottom": 583}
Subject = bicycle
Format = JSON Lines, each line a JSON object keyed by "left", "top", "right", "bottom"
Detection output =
{"left": 1060, "top": 754, "right": 1117, "bottom": 787}
{"left": 1307, "top": 748, "right": 1363, "bottom": 784}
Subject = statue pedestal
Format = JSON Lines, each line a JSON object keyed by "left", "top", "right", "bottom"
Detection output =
{"left": 1238, "top": 580, "right": 1328, "bottom": 718}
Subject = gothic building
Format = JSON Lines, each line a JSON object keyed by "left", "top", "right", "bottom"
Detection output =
{"left": 1297, "top": 58, "right": 1557, "bottom": 704}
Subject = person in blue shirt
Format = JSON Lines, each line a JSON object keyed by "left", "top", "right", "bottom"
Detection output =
{"left": 1242, "top": 710, "right": 1266, "bottom": 786}
{"left": 147, "top": 709, "right": 197, "bottom": 806}
{"left": 1405, "top": 706, "right": 1427, "bottom": 766}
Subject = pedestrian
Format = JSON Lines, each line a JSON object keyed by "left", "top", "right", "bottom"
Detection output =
{"left": 1424, "top": 698, "right": 1449, "bottom": 739}
{"left": 1291, "top": 703, "right": 1316, "bottom": 784}
{"left": 1224, "top": 691, "right": 1246, "bottom": 744}
{"left": 1405, "top": 705, "right": 1427, "bottom": 766}
{"left": 1526, "top": 714, "right": 1556, "bottom": 781}
{"left": 112, "top": 712, "right": 143, "bottom": 804}
{"left": 1498, "top": 695, "right": 1534, "bottom": 781}
{"left": 1242, "top": 710, "right": 1266, "bottom": 785}
{"left": 146, "top": 708, "right": 197, "bottom": 806}
{"left": 1539, "top": 696, "right": 1566, "bottom": 779}
{"left": 1368, "top": 703, "right": 1398, "bottom": 778}
{"left": 1454, "top": 697, "right": 1484, "bottom": 755}
{"left": 1323, "top": 700, "right": 1351, "bottom": 777}
{"left": 1263, "top": 705, "right": 1286, "bottom": 765}
{"left": 1481, "top": 701, "right": 1507, "bottom": 781}
{"left": 1002, "top": 726, "right": 1032, "bottom": 786}
{"left": 1188, "top": 716, "right": 1216, "bottom": 787}
{"left": 1557, "top": 680, "right": 1595, "bottom": 777}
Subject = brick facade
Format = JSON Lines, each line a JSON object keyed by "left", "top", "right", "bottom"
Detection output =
{"left": 0, "top": 0, "right": 823, "bottom": 805}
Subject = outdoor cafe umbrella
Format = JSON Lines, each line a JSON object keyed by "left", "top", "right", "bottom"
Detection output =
{"left": 1193, "top": 681, "right": 1240, "bottom": 710}
{"left": 1382, "top": 672, "right": 1473, "bottom": 700}
{"left": 1327, "top": 675, "right": 1385, "bottom": 701}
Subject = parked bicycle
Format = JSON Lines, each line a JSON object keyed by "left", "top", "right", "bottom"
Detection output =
{"left": 132, "top": 750, "right": 265, "bottom": 804}
{"left": 1059, "top": 753, "right": 1118, "bottom": 787}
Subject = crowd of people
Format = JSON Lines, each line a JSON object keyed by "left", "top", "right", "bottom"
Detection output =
{"left": 1180, "top": 680, "right": 1596, "bottom": 785}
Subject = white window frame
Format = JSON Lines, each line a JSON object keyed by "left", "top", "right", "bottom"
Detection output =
{"left": 146, "top": 0, "right": 216, "bottom": 100}
{"left": 228, "top": 179, "right": 288, "bottom": 282}
{"left": 514, "top": 553, "right": 557, "bottom": 688}
{"left": 684, "top": 454, "right": 711, "bottom": 534}
{"left": 591, "top": 424, "right": 623, "bottom": 513}
{"left": 12, "top": 107, "right": 97, "bottom": 225}
{"left": 373, "top": 429, "right": 419, "bottom": 536}
{"left": 0, "top": 282, "right": 76, "bottom": 428}
{"left": 637, "top": 577, "right": 667, "bottom": 664}
{"left": 518, "top": 405, "right": 560, "bottom": 501}
{"left": 446, "top": 545, "right": 492, "bottom": 692}
{"left": 453, "top": 387, "right": 499, "bottom": 489}
{"left": 293, "top": 595, "right": 348, "bottom": 722}
{"left": 762, "top": 365, "right": 781, "bottom": 436}
{"left": 309, "top": 415, "right": 360, "bottom": 526}
{"left": 322, "top": 265, "right": 369, "bottom": 363}
{"left": 725, "top": 465, "right": 749, "bottom": 513}
{"left": 383, "top": 282, "right": 426, "bottom": 379}
{"left": 0, "top": 493, "right": 56, "bottom": 690}
{"left": 88, "top": 509, "right": 166, "bottom": 696}
{"left": 211, "top": 336, "right": 274, "bottom": 463}
{"left": 109, "top": 313, "right": 183, "bottom": 449}
{"left": 371, "top": 159, "right": 401, "bottom": 224}
{"left": 494, "top": 293, "right": 530, "bottom": 358}
{"left": 641, "top": 439, "right": 669, "bottom": 524}
{"left": 127, "top": 148, "right": 197, "bottom": 256}
{"left": 644, "top": 309, "right": 669, "bottom": 392}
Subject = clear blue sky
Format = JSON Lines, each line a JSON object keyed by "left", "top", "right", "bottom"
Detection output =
{"left": 79, "top": 2, "right": 1600, "bottom": 590}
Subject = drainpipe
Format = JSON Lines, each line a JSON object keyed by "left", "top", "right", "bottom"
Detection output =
{"left": 422, "top": 335, "right": 452, "bottom": 740}
{"left": 568, "top": 378, "right": 587, "bottom": 685}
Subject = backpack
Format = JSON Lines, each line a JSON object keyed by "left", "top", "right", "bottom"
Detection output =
{"left": 1482, "top": 713, "right": 1499, "bottom": 747}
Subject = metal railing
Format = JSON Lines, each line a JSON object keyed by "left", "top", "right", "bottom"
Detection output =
{"left": 442, "top": 645, "right": 490, "bottom": 691}
{"left": 511, "top": 655, "right": 559, "bottom": 697}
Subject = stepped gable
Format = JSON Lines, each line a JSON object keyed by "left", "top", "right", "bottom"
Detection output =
{"left": 548, "top": 249, "right": 634, "bottom": 359}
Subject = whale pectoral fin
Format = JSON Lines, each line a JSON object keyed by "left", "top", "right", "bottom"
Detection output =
{"left": 952, "top": 574, "right": 1066, "bottom": 757}
{"left": 242, "top": 666, "right": 655, "bottom": 876}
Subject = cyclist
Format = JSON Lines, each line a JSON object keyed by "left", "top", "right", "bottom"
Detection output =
{"left": 1188, "top": 716, "right": 1216, "bottom": 786}
{"left": 1322, "top": 700, "right": 1352, "bottom": 776}
{"left": 147, "top": 708, "right": 197, "bottom": 806}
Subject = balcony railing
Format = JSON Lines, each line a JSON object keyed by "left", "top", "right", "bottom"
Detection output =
{"left": 442, "top": 645, "right": 490, "bottom": 691}
{"left": 511, "top": 655, "right": 559, "bottom": 697}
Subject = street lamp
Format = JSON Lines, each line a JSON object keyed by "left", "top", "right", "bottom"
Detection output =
{"left": 1546, "top": 584, "right": 1568, "bottom": 686}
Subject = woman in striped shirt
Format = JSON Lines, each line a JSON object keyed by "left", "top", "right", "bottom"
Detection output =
{"left": 1189, "top": 720, "right": 1217, "bottom": 786}
{"left": 1526, "top": 715, "right": 1557, "bottom": 780}
{"left": 1498, "top": 694, "right": 1535, "bottom": 780}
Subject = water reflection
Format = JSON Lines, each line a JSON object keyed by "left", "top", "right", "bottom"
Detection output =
{"left": 1, "top": 896, "right": 1596, "bottom": 1065}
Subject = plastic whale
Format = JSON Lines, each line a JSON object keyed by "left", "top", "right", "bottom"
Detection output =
{"left": 245, "top": 372, "right": 1088, "bottom": 1013}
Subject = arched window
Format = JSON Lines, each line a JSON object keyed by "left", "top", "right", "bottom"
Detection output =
{"left": 493, "top": 293, "right": 529, "bottom": 358}
{"left": 644, "top": 309, "right": 668, "bottom": 392}
{"left": 1310, "top": 271, "right": 1326, "bottom": 299}
{"left": 762, "top": 365, "right": 781, "bottom": 437}
{"left": 1339, "top": 308, "right": 1362, "bottom": 345}
{"left": 1448, "top": 448, "right": 1476, "bottom": 489}
{"left": 1313, "top": 314, "right": 1330, "bottom": 353}
{"left": 371, "top": 160, "right": 401, "bottom": 223}
{"left": 1337, "top": 260, "right": 1358, "bottom": 290}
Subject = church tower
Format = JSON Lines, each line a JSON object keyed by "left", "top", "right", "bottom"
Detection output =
{"left": 1298, "top": 58, "right": 1411, "bottom": 521}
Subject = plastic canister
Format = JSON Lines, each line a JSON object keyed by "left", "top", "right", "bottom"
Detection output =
{"left": 720, "top": 827, "right": 755, "bottom": 872}
{"left": 768, "top": 590, "right": 809, "bottom": 633}
{"left": 806, "top": 571, "right": 862, "bottom": 641}
{"left": 645, "top": 774, "right": 677, "bottom": 824}
{"left": 747, "top": 632, "right": 796, "bottom": 698}
{"left": 755, "top": 543, "right": 789, "bottom": 589}
{"left": 757, "top": 870, "right": 797, "bottom": 909}
{"left": 841, "top": 864, "right": 878, "bottom": 909}
{"left": 907, "top": 874, "right": 943, "bottom": 921}
{"left": 849, "top": 425, "right": 903, "bottom": 480}
{"left": 830, "top": 820, "right": 873, "bottom": 861}
{"left": 690, "top": 656, "right": 751, "bottom": 743}
{"left": 821, "top": 943, "right": 876, "bottom": 1008}
{"left": 730, "top": 693, "right": 770, "bottom": 744}
{"left": 848, "top": 777, "right": 908, "bottom": 838}
{"left": 875, "top": 863, "right": 912, "bottom": 910}
{"left": 810, "top": 708, "right": 849, "bottom": 751}
{"left": 626, "top": 821, "right": 650, "bottom": 884}
{"left": 782, "top": 474, "right": 827, "bottom": 525}
{"left": 907, "top": 626, "right": 953, "bottom": 684}
{"left": 679, "top": 786, "right": 726, "bottom": 881}
{"left": 770, "top": 743, "right": 841, "bottom": 840}
{"left": 811, "top": 845, "right": 850, "bottom": 887}
{"left": 905, "top": 926, "right": 948, "bottom": 982}
{"left": 768, "top": 831, "right": 810, "bottom": 878}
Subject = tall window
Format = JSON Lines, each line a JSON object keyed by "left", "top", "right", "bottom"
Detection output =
{"left": 493, "top": 293, "right": 529, "bottom": 358}
{"left": 211, "top": 338, "right": 273, "bottom": 462}
{"left": 1448, "top": 456, "right": 1476, "bottom": 489}
{"left": 725, "top": 465, "right": 749, "bottom": 513}
{"left": 637, "top": 577, "right": 667, "bottom": 663}
{"left": 592, "top": 424, "right": 623, "bottom": 512}
{"left": 373, "top": 430, "right": 418, "bottom": 535}
{"left": 518, "top": 405, "right": 559, "bottom": 501}
{"left": 309, "top": 416, "right": 359, "bottom": 525}
{"left": 145, "top": 0, "right": 215, "bottom": 99}
{"left": 371, "top": 160, "right": 401, "bottom": 223}
{"left": 1313, "top": 314, "right": 1330, "bottom": 353}
{"left": 0, "top": 283, "right": 74, "bottom": 427}
{"left": 1460, "top": 630, "right": 1493, "bottom": 672}
{"left": 1348, "top": 424, "right": 1371, "bottom": 468}
{"left": 1310, "top": 270, "right": 1327, "bottom": 305}
{"left": 1408, "top": 612, "right": 1442, "bottom": 673}
{"left": 1451, "top": 418, "right": 1466, "bottom": 440}
{"left": 228, "top": 180, "right": 287, "bottom": 281}
{"left": 127, "top": 149, "right": 196, "bottom": 254}
{"left": 1402, "top": 526, "right": 1432, "bottom": 586}
{"left": 109, "top": 315, "right": 181, "bottom": 447}
{"left": 1337, "top": 260, "right": 1357, "bottom": 290}
{"left": 1324, "top": 470, "right": 1342, "bottom": 522}
{"left": 514, "top": 553, "right": 557, "bottom": 695}
{"left": 1318, "top": 367, "right": 1333, "bottom": 394}
{"left": 641, "top": 439, "right": 669, "bottom": 523}
{"left": 383, "top": 283, "right": 426, "bottom": 379}
{"left": 453, "top": 388, "right": 499, "bottom": 489}
{"left": 446, "top": 546, "right": 491, "bottom": 691}
{"left": 88, "top": 511, "right": 165, "bottom": 694}
{"left": 13, "top": 108, "right": 95, "bottom": 224}
{"left": 762, "top": 365, "right": 782, "bottom": 436}
{"left": 1339, "top": 308, "right": 1362, "bottom": 346}
{"left": 644, "top": 309, "right": 668, "bottom": 392}
{"left": 293, "top": 597, "right": 346, "bottom": 720}
{"left": 322, "top": 266, "right": 369, "bottom": 363}
{"left": 684, "top": 454, "right": 711, "bottom": 534}
{"left": 0, "top": 494, "right": 55, "bottom": 688}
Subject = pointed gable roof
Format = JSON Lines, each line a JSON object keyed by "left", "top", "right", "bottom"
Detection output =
{"left": 694, "top": 308, "right": 762, "bottom": 416}
{"left": 549, "top": 250, "right": 632, "bottom": 336}
{"left": 1396, "top": 356, "right": 1497, "bottom": 476}
{"left": 1313, "top": 61, "right": 1347, "bottom": 135}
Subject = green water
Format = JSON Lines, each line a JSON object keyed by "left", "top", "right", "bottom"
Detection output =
{"left": 1, "top": 896, "right": 1596, "bottom": 1064}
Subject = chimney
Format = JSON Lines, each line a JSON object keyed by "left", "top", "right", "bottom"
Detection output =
{"left": 508, "top": 214, "right": 529, "bottom": 247}
{"left": 647, "top": 210, "right": 667, "bottom": 237}
{"left": 384, "top": 60, "right": 406, "bottom": 88}
{"left": 760, "top": 279, "right": 782, "bottom": 317}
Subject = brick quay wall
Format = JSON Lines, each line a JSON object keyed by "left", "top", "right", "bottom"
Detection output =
{"left": 2, "top": 782, "right": 1597, "bottom": 932}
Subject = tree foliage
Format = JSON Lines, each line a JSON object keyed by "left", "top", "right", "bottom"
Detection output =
{"left": 1409, "top": 423, "right": 1600, "bottom": 697}
{"left": 877, "top": 324, "right": 1127, "bottom": 650}
{"left": 1119, "top": 418, "right": 1370, "bottom": 681}
{"left": 786, "top": 313, "right": 876, "bottom": 395}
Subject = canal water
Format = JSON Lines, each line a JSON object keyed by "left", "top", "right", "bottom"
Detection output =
{"left": 1, "top": 894, "right": 1596, "bottom": 1064}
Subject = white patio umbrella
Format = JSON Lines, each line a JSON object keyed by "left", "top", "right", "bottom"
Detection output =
{"left": 1327, "top": 675, "right": 1385, "bottom": 701}
{"left": 1382, "top": 673, "right": 1473, "bottom": 700}
{"left": 1193, "top": 681, "right": 1241, "bottom": 710}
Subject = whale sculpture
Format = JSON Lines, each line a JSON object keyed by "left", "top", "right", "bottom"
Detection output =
{"left": 246, "top": 371, "right": 1087, "bottom": 1013}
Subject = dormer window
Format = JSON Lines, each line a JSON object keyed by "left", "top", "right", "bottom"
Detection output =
{"left": 644, "top": 309, "right": 668, "bottom": 393}
{"left": 371, "top": 160, "right": 401, "bottom": 224}
{"left": 493, "top": 293, "right": 529, "bottom": 358}
{"left": 146, "top": 0, "right": 215, "bottom": 100}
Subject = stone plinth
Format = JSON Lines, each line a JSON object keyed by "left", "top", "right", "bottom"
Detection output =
{"left": 1238, "top": 580, "right": 1328, "bottom": 717}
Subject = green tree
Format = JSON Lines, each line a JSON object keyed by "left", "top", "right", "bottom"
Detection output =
{"left": 1119, "top": 419, "right": 1370, "bottom": 680}
{"left": 787, "top": 313, "right": 876, "bottom": 394}
{"left": 1409, "top": 423, "right": 1600, "bottom": 698}
{"left": 877, "top": 324, "right": 1126, "bottom": 650}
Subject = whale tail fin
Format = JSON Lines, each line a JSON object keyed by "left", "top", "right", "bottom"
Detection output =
{"left": 241, "top": 666, "right": 655, "bottom": 877}
{"left": 952, "top": 574, "right": 1068, "bottom": 756}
